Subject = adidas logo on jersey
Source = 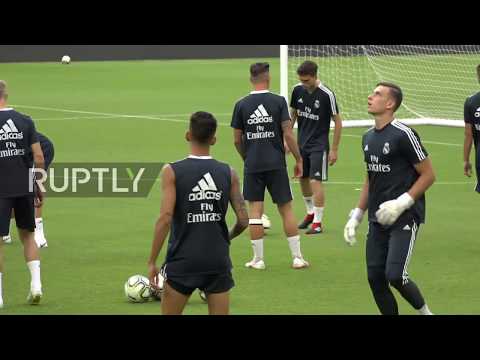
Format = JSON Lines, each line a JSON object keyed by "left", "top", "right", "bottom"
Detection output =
{"left": 0, "top": 119, "right": 24, "bottom": 141}
{"left": 298, "top": 98, "right": 304, "bottom": 104}
{"left": 189, "top": 172, "right": 223, "bottom": 201}
{"left": 364, "top": 144, "right": 369, "bottom": 152}
{"left": 247, "top": 104, "right": 273, "bottom": 125}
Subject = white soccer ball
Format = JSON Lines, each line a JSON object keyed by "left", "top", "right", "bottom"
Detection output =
{"left": 262, "top": 214, "right": 271, "bottom": 229}
{"left": 124, "top": 275, "right": 152, "bottom": 303}
{"left": 61, "top": 55, "right": 71, "bottom": 64}
{"left": 151, "top": 273, "right": 165, "bottom": 301}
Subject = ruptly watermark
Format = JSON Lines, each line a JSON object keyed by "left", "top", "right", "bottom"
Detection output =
{"left": 28, "top": 163, "right": 164, "bottom": 197}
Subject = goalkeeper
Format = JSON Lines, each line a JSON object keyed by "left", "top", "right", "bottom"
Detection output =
{"left": 343, "top": 82, "right": 436, "bottom": 315}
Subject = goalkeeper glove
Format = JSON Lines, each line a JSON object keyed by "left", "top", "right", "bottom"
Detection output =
{"left": 344, "top": 208, "right": 365, "bottom": 246}
{"left": 375, "top": 192, "right": 414, "bottom": 226}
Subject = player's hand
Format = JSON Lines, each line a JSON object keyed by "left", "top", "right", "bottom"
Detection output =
{"left": 293, "top": 160, "right": 303, "bottom": 179}
{"left": 148, "top": 263, "right": 160, "bottom": 290}
{"left": 464, "top": 161, "right": 472, "bottom": 177}
{"left": 375, "top": 193, "right": 414, "bottom": 226}
{"left": 344, "top": 208, "right": 364, "bottom": 246}
{"left": 34, "top": 182, "right": 43, "bottom": 208}
{"left": 328, "top": 149, "right": 338, "bottom": 166}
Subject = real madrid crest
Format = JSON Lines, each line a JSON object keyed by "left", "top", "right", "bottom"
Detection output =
{"left": 314, "top": 100, "right": 320, "bottom": 109}
{"left": 383, "top": 142, "right": 390, "bottom": 155}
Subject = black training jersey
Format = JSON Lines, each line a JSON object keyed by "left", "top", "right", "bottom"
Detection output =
{"left": 231, "top": 90, "right": 289, "bottom": 173}
{"left": 464, "top": 91, "right": 480, "bottom": 158}
{"left": 165, "top": 156, "right": 232, "bottom": 277}
{"left": 0, "top": 108, "right": 39, "bottom": 198}
{"left": 362, "top": 120, "right": 428, "bottom": 224}
{"left": 290, "top": 83, "right": 339, "bottom": 152}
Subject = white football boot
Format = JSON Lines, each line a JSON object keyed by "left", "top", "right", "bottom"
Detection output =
{"left": 2, "top": 235, "right": 12, "bottom": 244}
{"left": 245, "top": 258, "right": 266, "bottom": 270}
{"left": 27, "top": 288, "right": 43, "bottom": 305}
{"left": 292, "top": 257, "right": 310, "bottom": 269}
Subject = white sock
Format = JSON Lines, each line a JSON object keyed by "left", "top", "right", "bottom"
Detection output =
{"left": 418, "top": 304, "right": 433, "bottom": 315}
{"left": 27, "top": 261, "right": 42, "bottom": 292}
{"left": 303, "top": 197, "right": 314, "bottom": 215}
{"left": 35, "top": 218, "right": 43, "bottom": 229}
{"left": 313, "top": 207, "right": 325, "bottom": 223}
{"left": 251, "top": 239, "right": 264, "bottom": 261}
{"left": 287, "top": 235, "right": 302, "bottom": 258}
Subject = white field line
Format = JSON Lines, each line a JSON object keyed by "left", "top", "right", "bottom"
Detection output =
{"left": 13, "top": 104, "right": 462, "bottom": 146}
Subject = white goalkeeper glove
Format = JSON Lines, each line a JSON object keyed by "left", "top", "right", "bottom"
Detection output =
{"left": 344, "top": 208, "right": 365, "bottom": 246}
{"left": 375, "top": 192, "right": 414, "bottom": 226}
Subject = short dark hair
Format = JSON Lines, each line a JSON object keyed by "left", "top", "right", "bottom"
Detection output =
{"left": 376, "top": 82, "right": 403, "bottom": 112}
{"left": 0, "top": 80, "right": 7, "bottom": 100}
{"left": 297, "top": 61, "right": 318, "bottom": 77}
{"left": 250, "top": 62, "right": 270, "bottom": 81}
{"left": 190, "top": 111, "right": 217, "bottom": 144}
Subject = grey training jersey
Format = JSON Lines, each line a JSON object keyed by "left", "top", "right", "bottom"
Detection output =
{"left": 362, "top": 120, "right": 428, "bottom": 224}
{"left": 464, "top": 91, "right": 480, "bottom": 158}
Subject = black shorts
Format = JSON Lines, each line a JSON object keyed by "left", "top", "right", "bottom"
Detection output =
{"left": 165, "top": 272, "right": 235, "bottom": 296}
{"left": 243, "top": 168, "right": 293, "bottom": 205}
{"left": 366, "top": 215, "right": 420, "bottom": 284}
{"left": 300, "top": 149, "right": 328, "bottom": 181}
{"left": 0, "top": 196, "right": 35, "bottom": 236}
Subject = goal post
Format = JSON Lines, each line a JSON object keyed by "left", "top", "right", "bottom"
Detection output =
{"left": 281, "top": 45, "right": 480, "bottom": 128}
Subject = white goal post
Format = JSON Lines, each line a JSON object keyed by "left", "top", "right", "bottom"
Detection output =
{"left": 280, "top": 45, "right": 480, "bottom": 129}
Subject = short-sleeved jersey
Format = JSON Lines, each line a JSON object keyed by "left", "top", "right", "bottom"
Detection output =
{"left": 362, "top": 120, "right": 428, "bottom": 224}
{"left": 231, "top": 91, "right": 289, "bottom": 173}
{"left": 37, "top": 132, "right": 53, "bottom": 150}
{"left": 464, "top": 91, "right": 480, "bottom": 156}
{"left": 0, "top": 108, "right": 39, "bottom": 198}
{"left": 165, "top": 156, "right": 232, "bottom": 277}
{"left": 290, "top": 83, "right": 339, "bottom": 152}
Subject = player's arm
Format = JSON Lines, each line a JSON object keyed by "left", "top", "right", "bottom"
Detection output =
{"left": 464, "top": 124, "right": 474, "bottom": 177}
{"left": 233, "top": 129, "right": 246, "bottom": 160}
{"left": 284, "top": 108, "right": 298, "bottom": 154}
{"left": 31, "top": 142, "right": 45, "bottom": 208}
{"left": 329, "top": 114, "right": 343, "bottom": 165}
{"left": 228, "top": 167, "right": 249, "bottom": 240}
{"left": 282, "top": 120, "right": 303, "bottom": 178}
{"left": 148, "top": 164, "right": 176, "bottom": 285}
{"left": 344, "top": 175, "right": 368, "bottom": 246}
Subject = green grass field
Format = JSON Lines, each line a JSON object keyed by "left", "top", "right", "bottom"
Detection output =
{"left": 0, "top": 58, "right": 478, "bottom": 314}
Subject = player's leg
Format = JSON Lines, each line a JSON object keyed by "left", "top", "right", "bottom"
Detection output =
{"left": 268, "top": 170, "right": 309, "bottom": 269}
{"left": 2, "top": 210, "right": 14, "bottom": 244}
{"left": 306, "top": 151, "right": 328, "bottom": 235}
{"left": 386, "top": 218, "right": 433, "bottom": 315}
{"left": 298, "top": 150, "right": 314, "bottom": 229}
{"left": 34, "top": 202, "right": 48, "bottom": 248}
{"left": 0, "top": 198, "right": 15, "bottom": 308}
{"left": 14, "top": 197, "right": 42, "bottom": 304}
{"left": 246, "top": 201, "right": 266, "bottom": 269}
{"left": 161, "top": 280, "right": 192, "bottom": 315}
{"left": 204, "top": 272, "right": 234, "bottom": 315}
{"left": 34, "top": 146, "right": 53, "bottom": 248}
{"left": 243, "top": 172, "right": 267, "bottom": 270}
{"left": 366, "top": 222, "right": 398, "bottom": 315}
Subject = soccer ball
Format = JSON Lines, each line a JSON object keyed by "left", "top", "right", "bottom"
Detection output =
{"left": 151, "top": 273, "right": 165, "bottom": 301}
{"left": 61, "top": 55, "right": 71, "bottom": 65}
{"left": 262, "top": 214, "right": 271, "bottom": 229}
{"left": 124, "top": 275, "right": 152, "bottom": 303}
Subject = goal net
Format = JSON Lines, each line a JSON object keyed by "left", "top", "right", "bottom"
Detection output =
{"left": 281, "top": 45, "right": 480, "bottom": 128}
